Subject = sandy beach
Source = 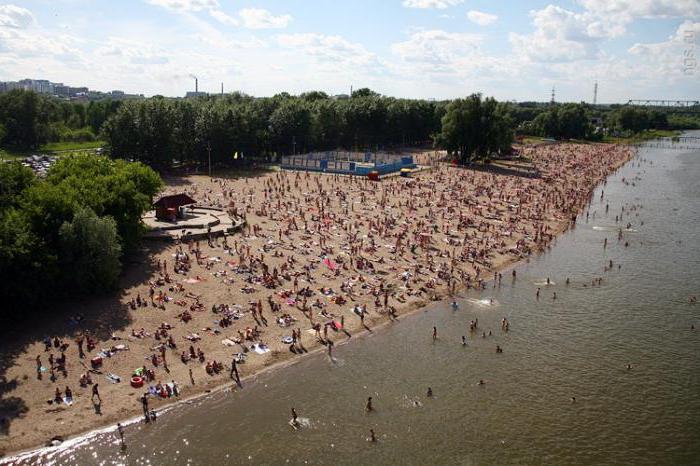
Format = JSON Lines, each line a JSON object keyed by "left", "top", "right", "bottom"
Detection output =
{"left": 0, "top": 143, "right": 635, "bottom": 457}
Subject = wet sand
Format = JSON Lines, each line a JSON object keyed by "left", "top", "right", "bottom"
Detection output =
{"left": 0, "top": 143, "right": 634, "bottom": 457}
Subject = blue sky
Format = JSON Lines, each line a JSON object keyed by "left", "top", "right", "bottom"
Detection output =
{"left": 0, "top": 0, "right": 698, "bottom": 102}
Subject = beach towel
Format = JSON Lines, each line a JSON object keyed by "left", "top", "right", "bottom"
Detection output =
{"left": 322, "top": 258, "right": 338, "bottom": 271}
{"left": 221, "top": 338, "right": 237, "bottom": 347}
{"left": 106, "top": 373, "right": 121, "bottom": 383}
{"left": 252, "top": 344, "right": 270, "bottom": 354}
{"left": 63, "top": 396, "right": 73, "bottom": 406}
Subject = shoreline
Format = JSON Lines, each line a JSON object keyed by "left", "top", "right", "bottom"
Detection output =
{"left": 0, "top": 144, "right": 635, "bottom": 461}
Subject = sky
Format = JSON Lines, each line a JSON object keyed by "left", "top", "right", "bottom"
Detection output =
{"left": 0, "top": 0, "right": 699, "bottom": 102}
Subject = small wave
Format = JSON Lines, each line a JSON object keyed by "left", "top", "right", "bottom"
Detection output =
{"left": 533, "top": 280, "right": 555, "bottom": 286}
{"left": 465, "top": 298, "right": 498, "bottom": 307}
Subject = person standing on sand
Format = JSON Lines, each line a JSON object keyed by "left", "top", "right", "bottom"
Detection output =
{"left": 92, "top": 383, "right": 101, "bottom": 403}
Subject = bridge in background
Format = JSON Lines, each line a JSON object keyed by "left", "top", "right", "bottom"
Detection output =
{"left": 626, "top": 100, "right": 700, "bottom": 113}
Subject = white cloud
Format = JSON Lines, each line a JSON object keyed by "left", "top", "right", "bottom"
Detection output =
{"left": 96, "top": 37, "right": 170, "bottom": 65}
{"left": 277, "top": 33, "right": 376, "bottom": 66}
{"left": 402, "top": 0, "right": 463, "bottom": 9}
{"left": 0, "top": 4, "right": 35, "bottom": 28}
{"left": 146, "top": 0, "right": 240, "bottom": 28}
{"left": 208, "top": 9, "right": 238, "bottom": 26}
{"left": 240, "top": 8, "right": 292, "bottom": 29}
{"left": 146, "top": 0, "right": 219, "bottom": 12}
{"left": 467, "top": 10, "right": 498, "bottom": 26}
{"left": 629, "top": 20, "right": 700, "bottom": 76}
{"left": 391, "top": 30, "right": 482, "bottom": 65}
{"left": 576, "top": 0, "right": 700, "bottom": 19}
{"left": 509, "top": 5, "right": 628, "bottom": 63}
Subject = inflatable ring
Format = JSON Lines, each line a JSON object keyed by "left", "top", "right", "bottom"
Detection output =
{"left": 130, "top": 376, "right": 144, "bottom": 388}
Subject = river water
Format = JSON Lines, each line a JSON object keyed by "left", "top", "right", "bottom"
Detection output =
{"left": 5, "top": 137, "right": 700, "bottom": 466}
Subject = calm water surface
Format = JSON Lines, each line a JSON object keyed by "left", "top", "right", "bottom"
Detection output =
{"left": 5, "top": 137, "right": 700, "bottom": 466}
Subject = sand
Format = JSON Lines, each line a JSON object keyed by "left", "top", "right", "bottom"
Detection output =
{"left": 0, "top": 143, "right": 635, "bottom": 457}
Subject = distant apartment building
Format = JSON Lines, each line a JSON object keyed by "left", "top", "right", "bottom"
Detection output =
{"left": 0, "top": 78, "right": 143, "bottom": 101}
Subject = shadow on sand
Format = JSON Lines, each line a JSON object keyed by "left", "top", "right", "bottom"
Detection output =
{"left": 0, "top": 241, "right": 170, "bottom": 447}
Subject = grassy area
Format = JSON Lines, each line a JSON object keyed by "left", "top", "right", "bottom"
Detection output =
{"left": 603, "top": 129, "right": 680, "bottom": 144}
{"left": 41, "top": 140, "right": 104, "bottom": 152}
{"left": 0, "top": 141, "right": 105, "bottom": 161}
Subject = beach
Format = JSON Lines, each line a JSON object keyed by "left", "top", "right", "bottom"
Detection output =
{"left": 0, "top": 142, "right": 635, "bottom": 457}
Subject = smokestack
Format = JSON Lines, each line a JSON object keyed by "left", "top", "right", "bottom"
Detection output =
{"left": 221, "top": 82, "right": 223, "bottom": 95}
{"left": 195, "top": 77, "right": 198, "bottom": 93}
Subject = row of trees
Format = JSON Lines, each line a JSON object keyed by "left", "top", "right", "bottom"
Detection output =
{"left": 0, "top": 155, "right": 161, "bottom": 316}
{"left": 0, "top": 90, "right": 120, "bottom": 149}
{"left": 101, "top": 89, "right": 445, "bottom": 167}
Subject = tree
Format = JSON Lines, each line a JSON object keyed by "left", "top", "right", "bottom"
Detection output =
{"left": 439, "top": 94, "right": 513, "bottom": 162}
{"left": 0, "top": 90, "right": 42, "bottom": 149}
{"left": 59, "top": 207, "right": 122, "bottom": 294}
{"left": 269, "top": 99, "right": 311, "bottom": 155}
{"left": 0, "top": 162, "right": 35, "bottom": 209}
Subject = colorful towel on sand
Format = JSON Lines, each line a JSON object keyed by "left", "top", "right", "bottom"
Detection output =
{"left": 322, "top": 258, "right": 338, "bottom": 271}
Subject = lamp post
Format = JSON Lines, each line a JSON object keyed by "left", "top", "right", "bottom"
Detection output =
{"left": 206, "top": 142, "right": 212, "bottom": 178}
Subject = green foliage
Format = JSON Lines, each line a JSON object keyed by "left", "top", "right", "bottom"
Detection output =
{"left": 0, "top": 154, "right": 161, "bottom": 313}
{"left": 0, "top": 90, "right": 42, "bottom": 149}
{"left": 667, "top": 114, "right": 700, "bottom": 129}
{"left": 0, "top": 162, "right": 35, "bottom": 208}
{"left": 0, "top": 90, "right": 121, "bottom": 151}
{"left": 438, "top": 94, "right": 514, "bottom": 162}
{"left": 531, "top": 104, "right": 594, "bottom": 140}
{"left": 59, "top": 207, "right": 122, "bottom": 293}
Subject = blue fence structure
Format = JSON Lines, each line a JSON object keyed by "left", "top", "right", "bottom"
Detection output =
{"left": 281, "top": 151, "right": 416, "bottom": 176}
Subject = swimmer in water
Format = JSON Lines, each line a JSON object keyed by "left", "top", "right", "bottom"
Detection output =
{"left": 546, "top": 277, "right": 550, "bottom": 285}
{"left": 290, "top": 407, "right": 300, "bottom": 429}
{"left": 432, "top": 326, "right": 437, "bottom": 341}
{"left": 427, "top": 387, "right": 433, "bottom": 398}
{"left": 566, "top": 277, "right": 570, "bottom": 285}
{"left": 478, "top": 379, "right": 485, "bottom": 386}
{"left": 461, "top": 336, "right": 467, "bottom": 346}
{"left": 571, "top": 397, "right": 576, "bottom": 403}
{"left": 451, "top": 301, "right": 459, "bottom": 310}
{"left": 536, "top": 288, "right": 540, "bottom": 299}
{"left": 626, "top": 364, "right": 632, "bottom": 370}
{"left": 553, "top": 292, "right": 557, "bottom": 300}
{"left": 369, "top": 429, "right": 377, "bottom": 443}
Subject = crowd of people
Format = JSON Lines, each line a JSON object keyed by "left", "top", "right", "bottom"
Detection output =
{"left": 3, "top": 144, "right": 636, "bottom": 453}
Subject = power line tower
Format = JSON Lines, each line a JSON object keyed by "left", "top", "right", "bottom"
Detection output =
{"left": 550, "top": 86, "right": 556, "bottom": 105}
{"left": 593, "top": 81, "right": 598, "bottom": 105}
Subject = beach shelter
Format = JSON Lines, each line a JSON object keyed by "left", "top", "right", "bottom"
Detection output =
{"left": 154, "top": 193, "right": 196, "bottom": 221}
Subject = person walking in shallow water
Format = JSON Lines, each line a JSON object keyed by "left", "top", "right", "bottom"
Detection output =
{"left": 366, "top": 396, "right": 373, "bottom": 412}
{"left": 432, "top": 326, "right": 437, "bottom": 341}
{"left": 289, "top": 407, "right": 301, "bottom": 429}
